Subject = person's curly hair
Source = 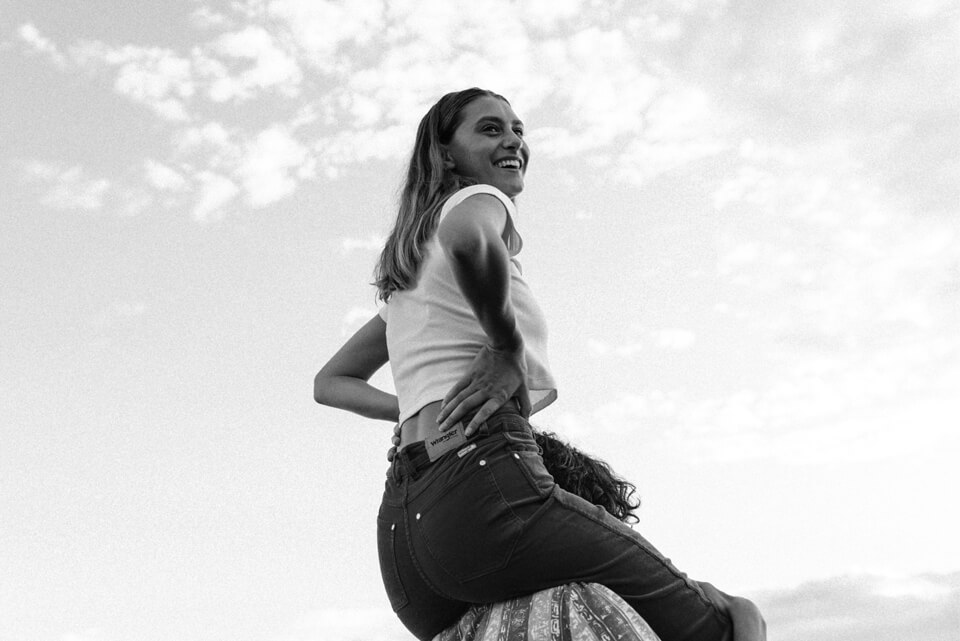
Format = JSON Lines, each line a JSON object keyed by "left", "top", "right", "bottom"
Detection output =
{"left": 533, "top": 430, "right": 641, "bottom": 524}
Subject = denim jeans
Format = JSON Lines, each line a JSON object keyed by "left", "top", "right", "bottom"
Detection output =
{"left": 378, "top": 407, "right": 732, "bottom": 641}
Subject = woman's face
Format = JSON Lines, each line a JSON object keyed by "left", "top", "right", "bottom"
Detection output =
{"left": 443, "top": 96, "right": 529, "bottom": 198}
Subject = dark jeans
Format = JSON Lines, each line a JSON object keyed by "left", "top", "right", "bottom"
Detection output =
{"left": 378, "top": 407, "right": 732, "bottom": 641}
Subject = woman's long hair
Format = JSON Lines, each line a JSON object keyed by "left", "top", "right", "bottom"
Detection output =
{"left": 374, "top": 88, "right": 508, "bottom": 302}
{"left": 534, "top": 430, "right": 641, "bottom": 523}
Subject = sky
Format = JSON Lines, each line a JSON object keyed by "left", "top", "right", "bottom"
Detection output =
{"left": 1, "top": 0, "right": 959, "bottom": 640}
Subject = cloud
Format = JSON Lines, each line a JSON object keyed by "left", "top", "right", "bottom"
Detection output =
{"left": 208, "top": 26, "right": 302, "bottom": 101}
{"left": 173, "top": 121, "right": 313, "bottom": 213}
{"left": 682, "top": 0, "right": 960, "bottom": 214}
{"left": 264, "top": 0, "right": 387, "bottom": 70}
{"left": 24, "top": 161, "right": 111, "bottom": 211}
{"left": 756, "top": 572, "right": 960, "bottom": 641}
{"left": 652, "top": 328, "right": 697, "bottom": 350}
{"left": 144, "top": 160, "right": 187, "bottom": 191}
{"left": 576, "top": 333, "right": 960, "bottom": 465}
{"left": 8, "top": 5, "right": 719, "bottom": 218}
{"left": 16, "top": 22, "right": 67, "bottom": 68}
{"left": 274, "top": 572, "right": 960, "bottom": 641}
{"left": 14, "top": 0, "right": 956, "bottom": 223}
{"left": 192, "top": 171, "right": 240, "bottom": 222}
{"left": 586, "top": 327, "right": 697, "bottom": 358}
{"left": 66, "top": 23, "right": 303, "bottom": 119}
{"left": 190, "top": 6, "right": 232, "bottom": 30}
{"left": 67, "top": 40, "right": 196, "bottom": 121}
{"left": 339, "top": 235, "right": 386, "bottom": 254}
{"left": 238, "top": 126, "right": 311, "bottom": 207}
{"left": 340, "top": 307, "right": 377, "bottom": 337}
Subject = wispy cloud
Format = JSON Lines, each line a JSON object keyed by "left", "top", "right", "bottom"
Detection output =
{"left": 340, "top": 306, "right": 377, "bottom": 337}
{"left": 238, "top": 125, "right": 311, "bottom": 207}
{"left": 279, "top": 572, "right": 960, "bottom": 641}
{"left": 193, "top": 170, "right": 240, "bottom": 222}
{"left": 209, "top": 25, "right": 302, "bottom": 101}
{"left": 17, "top": 22, "right": 67, "bottom": 68}
{"left": 586, "top": 327, "right": 697, "bottom": 358}
{"left": 24, "top": 161, "right": 111, "bottom": 211}
{"left": 144, "top": 159, "right": 187, "bottom": 191}
{"left": 339, "top": 235, "right": 385, "bottom": 254}
{"left": 12, "top": 0, "right": 957, "bottom": 222}
{"left": 756, "top": 572, "right": 960, "bottom": 641}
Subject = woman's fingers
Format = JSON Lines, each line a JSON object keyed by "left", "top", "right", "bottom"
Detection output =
{"left": 463, "top": 397, "right": 505, "bottom": 436}
{"left": 438, "top": 389, "right": 486, "bottom": 431}
{"left": 387, "top": 423, "right": 401, "bottom": 462}
{"left": 438, "top": 343, "right": 527, "bottom": 430}
{"left": 438, "top": 376, "right": 472, "bottom": 426}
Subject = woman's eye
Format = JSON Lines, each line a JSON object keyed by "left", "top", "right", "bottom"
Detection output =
{"left": 514, "top": 129, "right": 524, "bottom": 137}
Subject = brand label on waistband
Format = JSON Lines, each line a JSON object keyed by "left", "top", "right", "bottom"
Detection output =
{"left": 457, "top": 443, "right": 477, "bottom": 458}
{"left": 424, "top": 423, "right": 467, "bottom": 461}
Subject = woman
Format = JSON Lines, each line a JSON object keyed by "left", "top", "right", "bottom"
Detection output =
{"left": 315, "top": 88, "right": 764, "bottom": 641}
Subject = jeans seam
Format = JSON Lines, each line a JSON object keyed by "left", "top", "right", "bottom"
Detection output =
{"left": 553, "top": 485, "right": 728, "bottom": 623}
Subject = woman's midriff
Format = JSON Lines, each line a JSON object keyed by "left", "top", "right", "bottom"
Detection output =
{"left": 398, "top": 401, "right": 445, "bottom": 452}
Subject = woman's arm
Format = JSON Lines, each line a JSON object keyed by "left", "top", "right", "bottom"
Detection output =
{"left": 435, "top": 194, "right": 530, "bottom": 434}
{"left": 314, "top": 314, "right": 399, "bottom": 422}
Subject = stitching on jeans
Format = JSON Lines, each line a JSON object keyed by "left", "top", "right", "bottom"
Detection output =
{"left": 555, "top": 487, "right": 728, "bottom": 622}
{"left": 412, "top": 463, "right": 523, "bottom": 583}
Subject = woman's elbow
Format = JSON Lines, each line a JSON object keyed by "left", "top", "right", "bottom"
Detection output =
{"left": 313, "top": 371, "right": 331, "bottom": 405}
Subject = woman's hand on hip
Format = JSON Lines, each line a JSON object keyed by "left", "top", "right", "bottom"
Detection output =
{"left": 436, "top": 343, "right": 531, "bottom": 436}
{"left": 386, "top": 423, "right": 401, "bottom": 462}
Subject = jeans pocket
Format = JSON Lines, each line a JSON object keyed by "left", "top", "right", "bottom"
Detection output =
{"left": 376, "top": 517, "right": 409, "bottom": 612}
{"left": 412, "top": 454, "right": 528, "bottom": 582}
{"left": 502, "top": 428, "right": 540, "bottom": 453}
{"left": 503, "top": 432, "right": 555, "bottom": 498}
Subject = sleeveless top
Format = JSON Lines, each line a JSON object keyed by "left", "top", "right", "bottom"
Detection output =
{"left": 379, "top": 184, "right": 557, "bottom": 425}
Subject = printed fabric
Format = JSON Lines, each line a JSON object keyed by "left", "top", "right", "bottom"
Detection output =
{"left": 433, "top": 582, "right": 662, "bottom": 641}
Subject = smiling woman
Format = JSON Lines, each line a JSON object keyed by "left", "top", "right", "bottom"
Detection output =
{"left": 314, "top": 88, "right": 765, "bottom": 641}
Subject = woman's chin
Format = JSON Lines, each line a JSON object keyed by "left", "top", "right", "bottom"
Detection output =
{"left": 495, "top": 178, "right": 524, "bottom": 198}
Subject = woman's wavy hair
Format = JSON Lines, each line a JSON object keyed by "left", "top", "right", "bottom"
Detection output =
{"left": 374, "top": 88, "right": 509, "bottom": 302}
{"left": 534, "top": 430, "right": 641, "bottom": 523}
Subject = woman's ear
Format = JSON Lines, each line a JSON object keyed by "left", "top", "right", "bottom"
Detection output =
{"left": 440, "top": 147, "right": 456, "bottom": 170}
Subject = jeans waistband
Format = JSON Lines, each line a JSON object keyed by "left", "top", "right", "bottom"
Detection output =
{"left": 390, "top": 402, "right": 528, "bottom": 483}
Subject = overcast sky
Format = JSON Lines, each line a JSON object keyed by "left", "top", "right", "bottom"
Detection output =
{"left": 2, "top": 1, "right": 959, "bottom": 640}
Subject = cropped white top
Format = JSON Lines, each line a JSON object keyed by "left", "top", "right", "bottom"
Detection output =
{"left": 379, "top": 184, "right": 558, "bottom": 425}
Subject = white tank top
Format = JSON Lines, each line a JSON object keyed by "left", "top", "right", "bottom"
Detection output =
{"left": 380, "top": 184, "right": 558, "bottom": 424}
